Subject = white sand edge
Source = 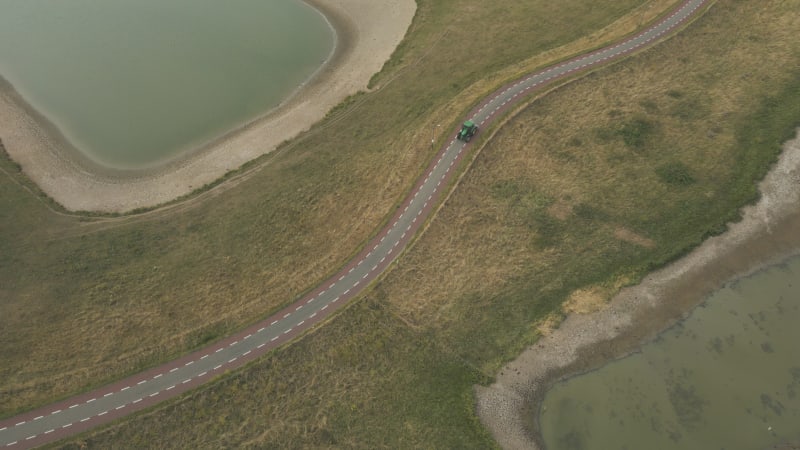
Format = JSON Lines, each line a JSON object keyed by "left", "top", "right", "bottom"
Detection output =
{"left": 0, "top": 0, "right": 416, "bottom": 213}
{"left": 475, "top": 129, "right": 800, "bottom": 449}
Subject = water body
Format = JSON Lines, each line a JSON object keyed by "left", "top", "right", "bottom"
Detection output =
{"left": 0, "top": 0, "right": 334, "bottom": 168}
{"left": 540, "top": 255, "right": 800, "bottom": 450}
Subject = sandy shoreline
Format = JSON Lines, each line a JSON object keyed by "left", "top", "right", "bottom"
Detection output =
{"left": 0, "top": 0, "right": 416, "bottom": 213}
{"left": 475, "top": 129, "right": 800, "bottom": 449}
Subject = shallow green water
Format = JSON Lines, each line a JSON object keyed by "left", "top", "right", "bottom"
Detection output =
{"left": 0, "top": 0, "right": 334, "bottom": 167}
{"left": 540, "top": 255, "right": 800, "bottom": 450}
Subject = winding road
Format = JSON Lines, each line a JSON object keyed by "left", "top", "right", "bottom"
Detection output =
{"left": 0, "top": 0, "right": 711, "bottom": 447}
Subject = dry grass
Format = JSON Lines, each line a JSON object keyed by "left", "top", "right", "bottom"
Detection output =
{"left": 563, "top": 287, "right": 610, "bottom": 315}
{"left": 0, "top": 0, "right": 652, "bottom": 417}
{"left": 53, "top": 0, "right": 800, "bottom": 447}
{"left": 380, "top": 0, "right": 800, "bottom": 373}
{"left": 535, "top": 313, "right": 564, "bottom": 337}
{"left": 60, "top": 300, "right": 497, "bottom": 449}
{"left": 614, "top": 227, "right": 656, "bottom": 248}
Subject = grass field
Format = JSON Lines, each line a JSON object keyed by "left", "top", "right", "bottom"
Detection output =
{"left": 48, "top": 0, "right": 800, "bottom": 447}
{"left": 0, "top": 0, "right": 655, "bottom": 417}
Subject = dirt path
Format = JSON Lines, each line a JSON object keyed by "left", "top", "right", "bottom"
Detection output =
{"left": 475, "top": 129, "right": 800, "bottom": 449}
{"left": 0, "top": 0, "right": 415, "bottom": 213}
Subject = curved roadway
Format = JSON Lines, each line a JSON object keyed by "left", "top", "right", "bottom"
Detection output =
{"left": 0, "top": 0, "right": 710, "bottom": 447}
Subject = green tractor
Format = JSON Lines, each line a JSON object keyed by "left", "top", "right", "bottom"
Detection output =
{"left": 457, "top": 120, "right": 478, "bottom": 142}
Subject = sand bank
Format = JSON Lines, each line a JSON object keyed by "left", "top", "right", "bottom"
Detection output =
{"left": 0, "top": 0, "right": 416, "bottom": 213}
{"left": 475, "top": 129, "right": 800, "bottom": 449}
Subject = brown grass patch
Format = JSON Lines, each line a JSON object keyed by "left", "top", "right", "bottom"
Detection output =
{"left": 547, "top": 198, "right": 574, "bottom": 221}
{"left": 536, "top": 313, "right": 564, "bottom": 336}
{"left": 614, "top": 226, "right": 656, "bottom": 248}
{"left": 563, "top": 286, "right": 609, "bottom": 314}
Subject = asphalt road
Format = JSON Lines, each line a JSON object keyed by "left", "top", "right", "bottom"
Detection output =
{"left": 0, "top": 0, "right": 710, "bottom": 447}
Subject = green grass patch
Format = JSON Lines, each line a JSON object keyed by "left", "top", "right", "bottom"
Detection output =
{"left": 656, "top": 161, "right": 695, "bottom": 186}
{"left": 617, "top": 116, "right": 657, "bottom": 150}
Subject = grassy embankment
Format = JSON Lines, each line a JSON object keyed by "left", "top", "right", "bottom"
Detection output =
{"left": 0, "top": 0, "right": 656, "bottom": 417}
{"left": 54, "top": 0, "right": 800, "bottom": 447}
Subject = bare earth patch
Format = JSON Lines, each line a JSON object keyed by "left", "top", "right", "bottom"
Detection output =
{"left": 475, "top": 129, "right": 800, "bottom": 449}
{"left": 0, "top": 0, "right": 415, "bottom": 213}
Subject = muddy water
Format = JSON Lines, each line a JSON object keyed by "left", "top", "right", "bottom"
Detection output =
{"left": 539, "top": 255, "right": 800, "bottom": 450}
{"left": 0, "top": 0, "right": 334, "bottom": 168}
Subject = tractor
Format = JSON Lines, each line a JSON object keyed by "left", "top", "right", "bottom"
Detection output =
{"left": 457, "top": 120, "right": 478, "bottom": 142}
